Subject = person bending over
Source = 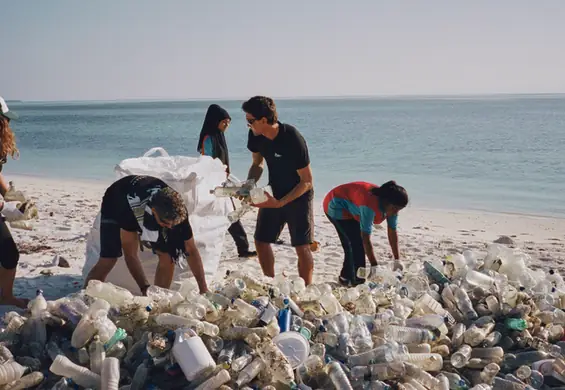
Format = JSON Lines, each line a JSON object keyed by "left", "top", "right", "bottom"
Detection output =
{"left": 84, "top": 175, "right": 208, "bottom": 294}
{"left": 323, "top": 180, "right": 408, "bottom": 286}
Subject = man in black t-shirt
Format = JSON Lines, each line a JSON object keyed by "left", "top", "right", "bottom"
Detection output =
{"left": 84, "top": 175, "right": 208, "bottom": 294}
{"left": 242, "top": 96, "right": 314, "bottom": 285}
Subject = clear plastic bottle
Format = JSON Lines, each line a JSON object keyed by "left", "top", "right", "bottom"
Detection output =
{"left": 85, "top": 280, "right": 134, "bottom": 307}
{"left": 399, "top": 353, "right": 444, "bottom": 372}
{"left": 384, "top": 325, "right": 434, "bottom": 344}
{"left": 348, "top": 343, "right": 408, "bottom": 367}
{"left": 404, "top": 362, "right": 441, "bottom": 389}
{"left": 327, "top": 361, "right": 354, "bottom": 390}
{"left": 451, "top": 345, "right": 472, "bottom": 368}
{"left": 351, "top": 362, "right": 406, "bottom": 381}
{"left": 235, "top": 357, "right": 264, "bottom": 387}
{"left": 480, "top": 362, "right": 500, "bottom": 384}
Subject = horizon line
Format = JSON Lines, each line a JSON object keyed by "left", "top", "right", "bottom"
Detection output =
{"left": 8, "top": 91, "right": 565, "bottom": 104}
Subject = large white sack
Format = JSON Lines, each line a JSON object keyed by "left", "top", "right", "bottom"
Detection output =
{"left": 82, "top": 147, "right": 232, "bottom": 294}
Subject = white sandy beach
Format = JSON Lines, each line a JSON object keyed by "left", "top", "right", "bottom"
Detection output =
{"left": 4, "top": 174, "right": 565, "bottom": 310}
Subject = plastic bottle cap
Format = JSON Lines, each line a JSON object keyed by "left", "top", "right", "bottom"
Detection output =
{"left": 550, "top": 270, "right": 556, "bottom": 275}
{"left": 273, "top": 331, "right": 310, "bottom": 368}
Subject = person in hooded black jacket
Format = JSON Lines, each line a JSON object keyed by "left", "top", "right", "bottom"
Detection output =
{"left": 197, "top": 104, "right": 257, "bottom": 258}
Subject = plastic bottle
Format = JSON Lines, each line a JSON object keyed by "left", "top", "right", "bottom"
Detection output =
{"left": 85, "top": 280, "right": 134, "bottom": 307}
{"left": 235, "top": 357, "right": 264, "bottom": 387}
{"left": 2, "top": 371, "right": 43, "bottom": 390}
{"left": 49, "top": 355, "right": 101, "bottom": 389}
{"left": 89, "top": 336, "right": 105, "bottom": 374}
{"left": 327, "top": 361, "right": 354, "bottom": 390}
{"left": 0, "top": 361, "right": 26, "bottom": 386}
{"left": 194, "top": 369, "right": 231, "bottom": 390}
{"left": 399, "top": 353, "right": 444, "bottom": 372}
{"left": 130, "top": 361, "right": 148, "bottom": 390}
{"left": 351, "top": 362, "right": 406, "bottom": 381}
{"left": 171, "top": 328, "right": 215, "bottom": 381}
{"left": 451, "top": 345, "right": 472, "bottom": 368}
{"left": 101, "top": 358, "right": 120, "bottom": 390}
{"left": 384, "top": 325, "right": 434, "bottom": 344}
{"left": 246, "top": 333, "right": 294, "bottom": 384}
{"left": 217, "top": 341, "right": 237, "bottom": 367}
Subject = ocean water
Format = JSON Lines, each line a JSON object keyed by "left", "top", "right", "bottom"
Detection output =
{"left": 5, "top": 95, "right": 565, "bottom": 217}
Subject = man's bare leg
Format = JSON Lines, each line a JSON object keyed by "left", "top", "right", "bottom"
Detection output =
{"left": 255, "top": 240, "right": 275, "bottom": 278}
{"left": 84, "top": 257, "right": 117, "bottom": 288}
{"left": 0, "top": 267, "right": 28, "bottom": 308}
{"left": 155, "top": 252, "right": 175, "bottom": 289}
{"left": 295, "top": 244, "right": 313, "bottom": 286}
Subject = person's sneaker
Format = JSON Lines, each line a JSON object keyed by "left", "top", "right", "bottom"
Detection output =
{"left": 238, "top": 250, "right": 257, "bottom": 258}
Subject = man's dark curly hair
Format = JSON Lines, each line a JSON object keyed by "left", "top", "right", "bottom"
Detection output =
{"left": 242, "top": 96, "right": 278, "bottom": 125}
{"left": 151, "top": 187, "right": 187, "bottom": 225}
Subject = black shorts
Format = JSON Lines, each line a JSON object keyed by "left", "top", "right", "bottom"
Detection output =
{"left": 0, "top": 216, "right": 19, "bottom": 269}
{"left": 254, "top": 191, "right": 313, "bottom": 247}
{"left": 99, "top": 182, "right": 140, "bottom": 258}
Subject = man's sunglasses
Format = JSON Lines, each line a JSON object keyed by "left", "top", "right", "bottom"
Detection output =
{"left": 246, "top": 117, "right": 257, "bottom": 125}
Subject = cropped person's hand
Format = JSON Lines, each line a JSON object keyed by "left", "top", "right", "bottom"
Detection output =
{"left": 392, "top": 260, "right": 404, "bottom": 272}
{"left": 252, "top": 193, "right": 282, "bottom": 209}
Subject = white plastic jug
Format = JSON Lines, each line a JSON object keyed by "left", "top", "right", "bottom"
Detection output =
{"left": 172, "top": 328, "right": 215, "bottom": 381}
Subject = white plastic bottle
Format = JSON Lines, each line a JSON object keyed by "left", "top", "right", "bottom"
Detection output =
{"left": 101, "top": 358, "right": 120, "bottom": 390}
{"left": 171, "top": 328, "right": 215, "bottom": 381}
{"left": 49, "top": 355, "right": 101, "bottom": 389}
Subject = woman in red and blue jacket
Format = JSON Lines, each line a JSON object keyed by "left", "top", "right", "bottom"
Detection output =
{"left": 323, "top": 180, "right": 408, "bottom": 286}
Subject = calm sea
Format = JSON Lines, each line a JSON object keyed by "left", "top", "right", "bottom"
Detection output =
{"left": 5, "top": 95, "right": 565, "bottom": 217}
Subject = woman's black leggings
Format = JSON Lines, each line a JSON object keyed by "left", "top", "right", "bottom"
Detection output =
{"left": 326, "top": 213, "right": 365, "bottom": 281}
{"left": 0, "top": 216, "right": 19, "bottom": 269}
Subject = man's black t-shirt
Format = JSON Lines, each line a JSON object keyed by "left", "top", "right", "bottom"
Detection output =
{"left": 107, "top": 175, "right": 193, "bottom": 248}
{"left": 247, "top": 123, "right": 311, "bottom": 200}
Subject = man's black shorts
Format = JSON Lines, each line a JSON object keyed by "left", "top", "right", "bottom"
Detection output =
{"left": 254, "top": 191, "right": 313, "bottom": 247}
{"left": 99, "top": 181, "right": 140, "bottom": 258}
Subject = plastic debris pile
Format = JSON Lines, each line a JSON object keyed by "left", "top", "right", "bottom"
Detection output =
{"left": 4, "top": 243, "right": 565, "bottom": 389}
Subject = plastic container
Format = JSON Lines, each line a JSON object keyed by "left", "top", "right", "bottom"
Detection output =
{"left": 101, "top": 358, "right": 120, "bottom": 390}
{"left": 0, "top": 361, "right": 26, "bottom": 386}
{"left": 49, "top": 355, "right": 101, "bottom": 389}
{"left": 273, "top": 331, "right": 311, "bottom": 368}
{"left": 171, "top": 328, "right": 215, "bottom": 381}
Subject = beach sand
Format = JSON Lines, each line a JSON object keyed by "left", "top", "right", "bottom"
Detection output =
{"left": 4, "top": 174, "right": 565, "bottom": 313}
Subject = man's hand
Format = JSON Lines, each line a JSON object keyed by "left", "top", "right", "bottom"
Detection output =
{"left": 393, "top": 260, "right": 404, "bottom": 272}
{"left": 251, "top": 192, "right": 282, "bottom": 209}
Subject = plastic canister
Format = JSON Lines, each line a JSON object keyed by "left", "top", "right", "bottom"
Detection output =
{"left": 172, "top": 328, "right": 216, "bottom": 381}
{"left": 273, "top": 331, "right": 310, "bottom": 368}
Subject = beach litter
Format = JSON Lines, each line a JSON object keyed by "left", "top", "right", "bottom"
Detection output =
{"left": 4, "top": 243, "right": 565, "bottom": 389}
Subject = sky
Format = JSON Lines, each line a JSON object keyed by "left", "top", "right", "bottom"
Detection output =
{"left": 2, "top": 0, "right": 565, "bottom": 101}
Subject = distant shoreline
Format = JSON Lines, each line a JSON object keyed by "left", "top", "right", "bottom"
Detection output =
{"left": 8, "top": 92, "right": 565, "bottom": 105}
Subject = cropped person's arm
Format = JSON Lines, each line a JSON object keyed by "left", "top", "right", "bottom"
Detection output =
{"left": 121, "top": 230, "right": 150, "bottom": 292}
{"left": 184, "top": 238, "right": 208, "bottom": 294}
{"left": 278, "top": 165, "right": 313, "bottom": 207}
{"left": 247, "top": 152, "right": 264, "bottom": 183}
